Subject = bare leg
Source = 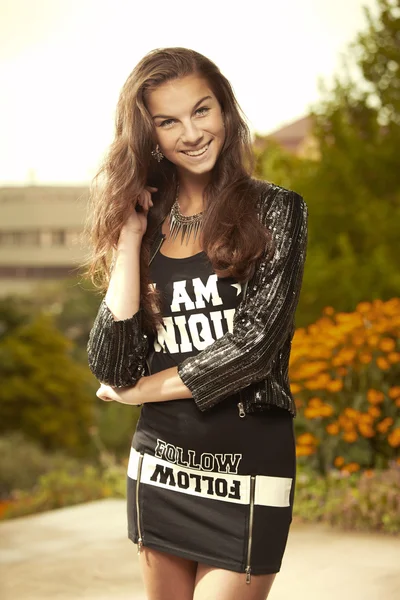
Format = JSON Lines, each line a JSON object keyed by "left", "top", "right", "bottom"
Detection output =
{"left": 193, "top": 563, "right": 277, "bottom": 600}
{"left": 138, "top": 546, "right": 198, "bottom": 600}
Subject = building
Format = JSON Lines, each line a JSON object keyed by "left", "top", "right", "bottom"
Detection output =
{"left": 253, "top": 114, "right": 320, "bottom": 160}
{"left": 0, "top": 185, "right": 90, "bottom": 296}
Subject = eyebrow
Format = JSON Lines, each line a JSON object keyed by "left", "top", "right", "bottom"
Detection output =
{"left": 151, "top": 95, "right": 212, "bottom": 120}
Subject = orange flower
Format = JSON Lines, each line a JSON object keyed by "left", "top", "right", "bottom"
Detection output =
{"left": 304, "top": 407, "right": 320, "bottom": 419}
{"left": 342, "top": 462, "right": 360, "bottom": 474}
{"left": 388, "top": 352, "right": 400, "bottom": 363}
{"left": 326, "top": 379, "right": 343, "bottom": 392}
{"left": 379, "top": 337, "right": 395, "bottom": 352}
{"left": 367, "top": 389, "right": 385, "bottom": 404}
{"left": 342, "top": 419, "right": 356, "bottom": 432}
{"left": 323, "top": 306, "right": 335, "bottom": 316}
{"left": 396, "top": 398, "right": 400, "bottom": 408}
{"left": 388, "top": 428, "right": 400, "bottom": 448}
{"left": 382, "top": 298, "right": 400, "bottom": 316}
{"left": 334, "top": 456, "right": 345, "bottom": 467}
{"left": 352, "top": 334, "right": 365, "bottom": 347}
{"left": 367, "top": 334, "right": 380, "bottom": 347}
{"left": 363, "top": 469, "right": 374, "bottom": 477}
{"left": 305, "top": 374, "right": 331, "bottom": 390}
{"left": 377, "top": 357, "right": 390, "bottom": 370}
{"left": 356, "top": 302, "right": 371, "bottom": 314}
{"left": 377, "top": 417, "right": 394, "bottom": 434}
{"left": 358, "top": 423, "right": 375, "bottom": 438}
{"left": 319, "top": 404, "right": 334, "bottom": 417}
{"left": 326, "top": 422, "right": 340, "bottom": 435}
{"left": 367, "top": 406, "right": 381, "bottom": 418}
{"left": 290, "top": 383, "right": 302, "bottom": 394}
{"left": 296, "top": 445, "right": 315, "bottom": 456}
{"left": 308, "top": 397, "right": 323, "bottom": 408}
{"left": 344, "top": 407, "right": 359, "bottom": 420}
{"left": 297, "top": 433, "right": 318, "bottom": 445}
{"left": 388, "top": 386, "right": 400, "bottom": 399}
{"left": 359, "top": 412, "right": 374, "bottom": 424}
{"left": 359, "top": 352, "right": 372, "bottom": 364}
{"left": 342, "top": 431, "right": 358, "bottom": 443}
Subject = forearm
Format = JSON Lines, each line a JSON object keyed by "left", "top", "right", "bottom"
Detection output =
{"left": 105, "top": 228, "right": 143, "bottom": 320}
{"left": 138, "top": 366, "right": 193, "bottom": 403}
{"left": 96, "top": 366, "right": 193, "bottom": 405}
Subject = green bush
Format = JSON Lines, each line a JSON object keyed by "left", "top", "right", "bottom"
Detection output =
{"left": 2, "top": 462, "right": 127, "bottom": 520}
{"left": 325, "top": 464, "right": 400, "bottom": 534}
{"left": 0, "top": 432, "right": 81, "bottom": 497}
{"left": 294, "top": 461, "right": 400, "bottom": 534}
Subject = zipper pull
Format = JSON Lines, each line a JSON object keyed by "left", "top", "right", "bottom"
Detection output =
{"left": 137, "top": 537, "right": 143, "bottom": 554}
{"left": 237, "top": 401, "right": 246, "bottom": 418}
{"left": 245, "top": 566, "right": 252, "bottom": 584}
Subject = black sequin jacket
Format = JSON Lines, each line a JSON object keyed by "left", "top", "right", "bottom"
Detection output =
{"left": 87, "top": 180, "right": 308, "bottom": 417}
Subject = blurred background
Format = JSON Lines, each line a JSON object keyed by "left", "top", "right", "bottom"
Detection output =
{"left": 0, "top": 0, "right": 399, "bottom": 537}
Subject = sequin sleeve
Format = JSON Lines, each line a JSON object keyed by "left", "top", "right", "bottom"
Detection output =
{"left": 86, "top": 298, "right": 149, "bottom": 387}
{"left": 177, "top": 187, "right": 308, "bottom": 411}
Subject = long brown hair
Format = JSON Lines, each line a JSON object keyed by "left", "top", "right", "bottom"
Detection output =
{"left": 83, "top": 47, "right": 270, "bottom": 335}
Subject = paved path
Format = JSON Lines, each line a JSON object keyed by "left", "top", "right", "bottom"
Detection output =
{"left": 0, "top": 499, "right": 399, "bottom": 599}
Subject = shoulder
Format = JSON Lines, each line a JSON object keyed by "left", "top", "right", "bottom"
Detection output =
{"left": 249, "top": 178, "right": 308, "bottom": 222}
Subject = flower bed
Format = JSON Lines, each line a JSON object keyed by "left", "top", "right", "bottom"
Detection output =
{"left": 290, "top": 298, "right": 400, "bottom": 474}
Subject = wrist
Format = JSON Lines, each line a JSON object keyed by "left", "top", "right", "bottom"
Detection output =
{"left": 117, "top": 229, "right": 143, "bottom": 251}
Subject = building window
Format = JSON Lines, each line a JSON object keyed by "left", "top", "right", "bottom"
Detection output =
{"left": 0, "top": 230, "right": 41, "bottom": 246}
{"left": 0, "top": 265, "right": 81, "bottom": 279}
{"left": 51, "top": 230, "right": 66, "bottom": 246}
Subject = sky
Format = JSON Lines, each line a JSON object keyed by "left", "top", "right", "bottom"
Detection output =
{"left": 0, "top": 0, "right": 378, "bottom": 185}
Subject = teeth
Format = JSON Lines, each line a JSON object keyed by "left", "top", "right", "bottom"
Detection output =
{"left": 183, "top": 142, "right": 209, "bottom": 157}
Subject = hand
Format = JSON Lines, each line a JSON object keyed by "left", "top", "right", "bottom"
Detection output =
{"left": 96, "top": 382, "right": 144, "bottom": 405}
{"left": 121, "top": 186, "right": 158, "bottom": 238}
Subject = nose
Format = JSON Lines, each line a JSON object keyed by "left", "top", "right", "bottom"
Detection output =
{"left": 180, "top": 120, "right": 204, "bottom": 147}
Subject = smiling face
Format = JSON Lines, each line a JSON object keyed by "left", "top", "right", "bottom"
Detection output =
{"left": 146, "top": 73, "right": 226, "bottom": 178}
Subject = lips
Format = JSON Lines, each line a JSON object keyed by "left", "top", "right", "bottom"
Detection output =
{"left": 180, "top": 141, "right": 211, "bottom": 157}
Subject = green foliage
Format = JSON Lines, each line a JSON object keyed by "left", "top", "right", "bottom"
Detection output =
{"left": 3, "top": 275, "right": 102, "bottom": 362}
{"left": 94, "top": 402, "right": 140, "bottom": 458}
{"left": 1, "top": 455, "right": 127, "bottom": 520}
{"left": 325, "top": 465, "right": 400, "bottom": 533}
{"left": 254, "top": 0, "right": 400, "bottom": 326}
{"left": 0, "top": 292, "right": 140, "bottom": 460}
{"left": 295, "top": 462, "right": 400, "bottom": 534}
{"left": 0, "top": 306, "right": 96, "bottom": 455}
{"left": 0, "top": 432, "right": 81, "bottom": 497}
{"left": 2, "top": 467, "right": 111, "bottom": 519}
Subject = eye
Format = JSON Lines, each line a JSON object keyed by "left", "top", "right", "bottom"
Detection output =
{"left": 158, "top": 107, "right": 210, "bottom": 128}
{"left": 160, "top": 118, "right": 175, "bottom": 128}
{"left": 196, "top": 106, "right": 209, "bottom": 116}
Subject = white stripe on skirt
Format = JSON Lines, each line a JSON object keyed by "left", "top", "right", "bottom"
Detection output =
{"left": 127, "top": 447, "right": 292, "bottom": 507}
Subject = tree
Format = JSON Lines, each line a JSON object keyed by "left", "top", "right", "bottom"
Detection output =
{"left": 0, "top": 311, "right": 96, "bottom": 455}
{"left": 255, "top": 0, "right": 400, "bottom": 324}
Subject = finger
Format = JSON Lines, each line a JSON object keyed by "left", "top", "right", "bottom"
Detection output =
{"left": 145, "top": 191, "right": 154, "bottom": 208}
{"left": 145, "top": 186, "right": 158, "bottom": 192}
{"left": 144, "top": 193, "right": 153, "bottom": 211}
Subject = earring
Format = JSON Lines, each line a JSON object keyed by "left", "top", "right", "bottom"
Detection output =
{"left": 151, "top": 144, "right": 164, "bottom": 162}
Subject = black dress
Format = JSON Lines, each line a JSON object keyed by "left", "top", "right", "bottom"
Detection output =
{"left": 127, "top": 249, "right": 296, "bottom": 582}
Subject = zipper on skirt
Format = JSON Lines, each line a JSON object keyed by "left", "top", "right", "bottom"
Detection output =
{"left": 136, "top": 452, "right": 144, "bottom": 553}
{"left": 245, "top": 475, "right": 256, "bottom": 584}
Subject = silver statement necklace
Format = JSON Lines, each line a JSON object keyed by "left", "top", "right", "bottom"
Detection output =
{"left": 169, "top": 183, "right": 204, "bottom": 245}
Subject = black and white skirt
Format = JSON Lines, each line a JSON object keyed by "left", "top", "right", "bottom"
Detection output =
{"left": 127, "top": 394, "right": 296, "bottom": 582}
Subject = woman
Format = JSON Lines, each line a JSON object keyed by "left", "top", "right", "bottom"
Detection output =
{"left": 86, "top": 47, "right": 308, "bottom": 600}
